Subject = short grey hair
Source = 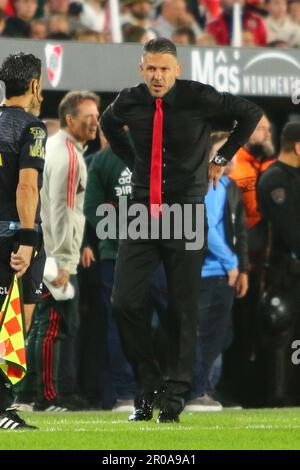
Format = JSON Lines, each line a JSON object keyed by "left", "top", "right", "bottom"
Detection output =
{"left": 59, "top": 90, "right": 100, "bottom": 128}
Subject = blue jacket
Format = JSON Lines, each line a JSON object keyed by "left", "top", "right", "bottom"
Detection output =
{"left": 202, "top": 176, "right": 239, "bottom": 277}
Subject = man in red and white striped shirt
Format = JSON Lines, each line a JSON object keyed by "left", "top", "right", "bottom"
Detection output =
{"left": 15, "top": 91, "right": 99, "bottom": 412}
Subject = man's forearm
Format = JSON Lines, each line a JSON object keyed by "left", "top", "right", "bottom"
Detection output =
{"left": 16, "top": 182, "right": 39, "bottom": 228}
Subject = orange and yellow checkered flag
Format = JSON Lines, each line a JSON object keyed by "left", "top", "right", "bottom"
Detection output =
{"left": 0, "top": 275, "right": 26, "bottom": 385}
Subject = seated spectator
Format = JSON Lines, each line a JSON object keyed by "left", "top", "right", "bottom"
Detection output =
{"left": 288, "top": 0, "right": 300, "bottom": 24}
{"left": 196, "top": 31, "right": 217, "bottom": 45}
{"left": 206, "top": 0, "right": 267, "bottom": 46}
{"left": 154, "top": 0, "right": 203, "bottom": 41}
{"left": 171, "top": 25, "right": 196, "bottom": 44}
{"left": 2, "top": 15, "right": 31, "bottom": 36}
{"left": 14, "top": 0, "right": 38, "bottom": 22}
{"left": 122, "top": 23, "right": 153, "bottom": 42}
{"left": 47, "top": 13, "right": 70, "bottom": 37}
{"left": 265, "top": 0, "right": 300, "bottom": 47}
{"left": 121, "top": 0, "right": 155, "bottom": 30}
{"left": 74, "top": 26, "right": 107, "bottom": 41}
{"left": 30, "top": 18, "right": 48, "bottom": 39}
{"left": 243, "top": 30, "right": 255, "bottom": 45}
{"left": 69, "top": 0, "right": 108, "bottom": 33}
{"left": 44, "top": 0, "right": 69, "bottom": 15}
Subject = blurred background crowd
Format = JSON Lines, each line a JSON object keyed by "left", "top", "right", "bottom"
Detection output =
{"left": 0, "top": 0, "right": 300, "bottom": 48}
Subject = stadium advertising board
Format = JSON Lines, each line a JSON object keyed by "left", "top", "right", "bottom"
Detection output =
{"left": 0, "top": 38, "right": 299, "bottom": 96}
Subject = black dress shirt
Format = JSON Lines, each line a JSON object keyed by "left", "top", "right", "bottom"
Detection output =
{"left": 101, "top": 79, "right": 263, "bottom": 201}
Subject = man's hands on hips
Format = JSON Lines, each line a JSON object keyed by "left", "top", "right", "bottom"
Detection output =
{"left": 51, "top": 269, "right": 70, "bottom": 291}
{"left": 10, "top": 245, "right": 33, "bottom": 278}
{"left": 208, "top": 162, "right": 226, "bottom": 190}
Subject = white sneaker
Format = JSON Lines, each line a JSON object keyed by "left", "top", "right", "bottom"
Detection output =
{"left": 185, "top": 394, "right": 223, "bottom": 412}
{"left": 10, "top": 402, "right": 34, "bottom": 412}
{"left": 112, "top": 399, "right": 135, "bottom": 412}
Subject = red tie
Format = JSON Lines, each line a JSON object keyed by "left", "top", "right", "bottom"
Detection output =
{"left": 150, "top": 98, "right": 163, "bottom": 218}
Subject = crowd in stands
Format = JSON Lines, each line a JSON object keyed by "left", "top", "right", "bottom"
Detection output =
{"left": 0, "top": 0, "right": 300, "bottom": 47}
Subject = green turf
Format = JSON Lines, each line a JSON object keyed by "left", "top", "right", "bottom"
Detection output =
{"left": 1, "top": 408, "right": 300, "bottom": 450}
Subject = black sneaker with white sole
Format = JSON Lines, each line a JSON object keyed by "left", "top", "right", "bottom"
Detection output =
{"left": 0, "top": 410, "right": 37, "bottom": 430}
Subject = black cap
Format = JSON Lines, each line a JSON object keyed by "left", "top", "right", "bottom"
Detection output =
{"left": 281, "top": 122, "right": 300, "bottom": 143}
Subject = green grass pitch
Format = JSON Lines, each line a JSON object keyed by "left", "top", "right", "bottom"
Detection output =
{"left": 1, "top": 408, "right": 300, "bottom": 450}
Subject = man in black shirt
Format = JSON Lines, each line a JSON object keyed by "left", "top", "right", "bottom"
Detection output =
{"left": 0, "top": 53, "right": 47, "bottom": 429}
{"left": 101, "top": 38, "right": 263, "bottom": 423}
{"left": 257, "top": 123, "right": 300, "bottom": 405}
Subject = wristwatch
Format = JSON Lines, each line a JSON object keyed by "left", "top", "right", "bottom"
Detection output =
{"left": 211, "top": 154, "right": 228, "bottom": 166}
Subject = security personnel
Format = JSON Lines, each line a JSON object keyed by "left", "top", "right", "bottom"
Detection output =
{"left": 0, "top": 53, "right": 47, "bottom": 429}
{"left": 257, "top": 122, "right": 300, "bottom": 405}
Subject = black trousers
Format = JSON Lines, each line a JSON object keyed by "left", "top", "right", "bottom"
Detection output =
{"left": 112, "top": 203, "right": 207, "bottom": 413}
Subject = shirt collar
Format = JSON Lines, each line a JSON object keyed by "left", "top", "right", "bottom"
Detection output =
{"left": 141, "top": 80, "right": 177, "bottom": 106}
{"left": 60, "top": 129, "right": 86, "bottom": 152}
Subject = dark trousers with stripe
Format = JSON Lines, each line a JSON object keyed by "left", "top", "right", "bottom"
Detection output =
{"left": 18, "top": 275, "right": 79, "bottom": 404}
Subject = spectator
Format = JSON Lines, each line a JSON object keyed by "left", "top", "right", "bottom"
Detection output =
{"left": 45, "top": 0, "right": 69, "bottom": 14}
{"left": 123, "top": 24, "right": 152, "bottom": 42}
{"left": 243, "top": 30, "right": 255, "bottom": 46}
{"left": 206, "top": 0, "right": 267, "bottom": 46}
{"left": 47, "top": 13, "right": 70, "bottom": 37}
{"left": 2, "top": 16, "right": 31, "bottom": 36}
{"left": 74, "top": 26, "right": 106, "bottom": 41}
{"left": 171, "top": 25, "right": 196, "bottom": 44}
{"left": 69, "top": 0, "right": 108, "bottom": 34}
{"left": 154, "top": 0, "right": 203, "bottom": 40}
{"left": 14, "top": 0, "right": 38, "bottom": 22}
{"left": 30, "top": 18, "right": 48, "bottom": 39}
{"left": 288, "top": 0, "right": 300, "bottom": 24}
{"left": 121, "top": 0, "right": 156, "bottom": 35}
{"left": 265, "top": 0, "right": 300, "bottom": 47}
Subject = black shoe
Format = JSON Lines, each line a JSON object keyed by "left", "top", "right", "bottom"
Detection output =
{"left": 128, "top": 398, "right": 154, "bottom": 422}
{"left": 0, "top": 410, "right": 37, "bottom": 430}
{"left": 156, "top": 409, "right": 180, "bottom": 424}
{"left": 33, "top": 399, "right": 69, "bottom": 412}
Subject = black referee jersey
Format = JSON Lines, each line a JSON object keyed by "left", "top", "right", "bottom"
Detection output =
{"left": 0, "top": 105, "right": 47, "bottom": 224}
